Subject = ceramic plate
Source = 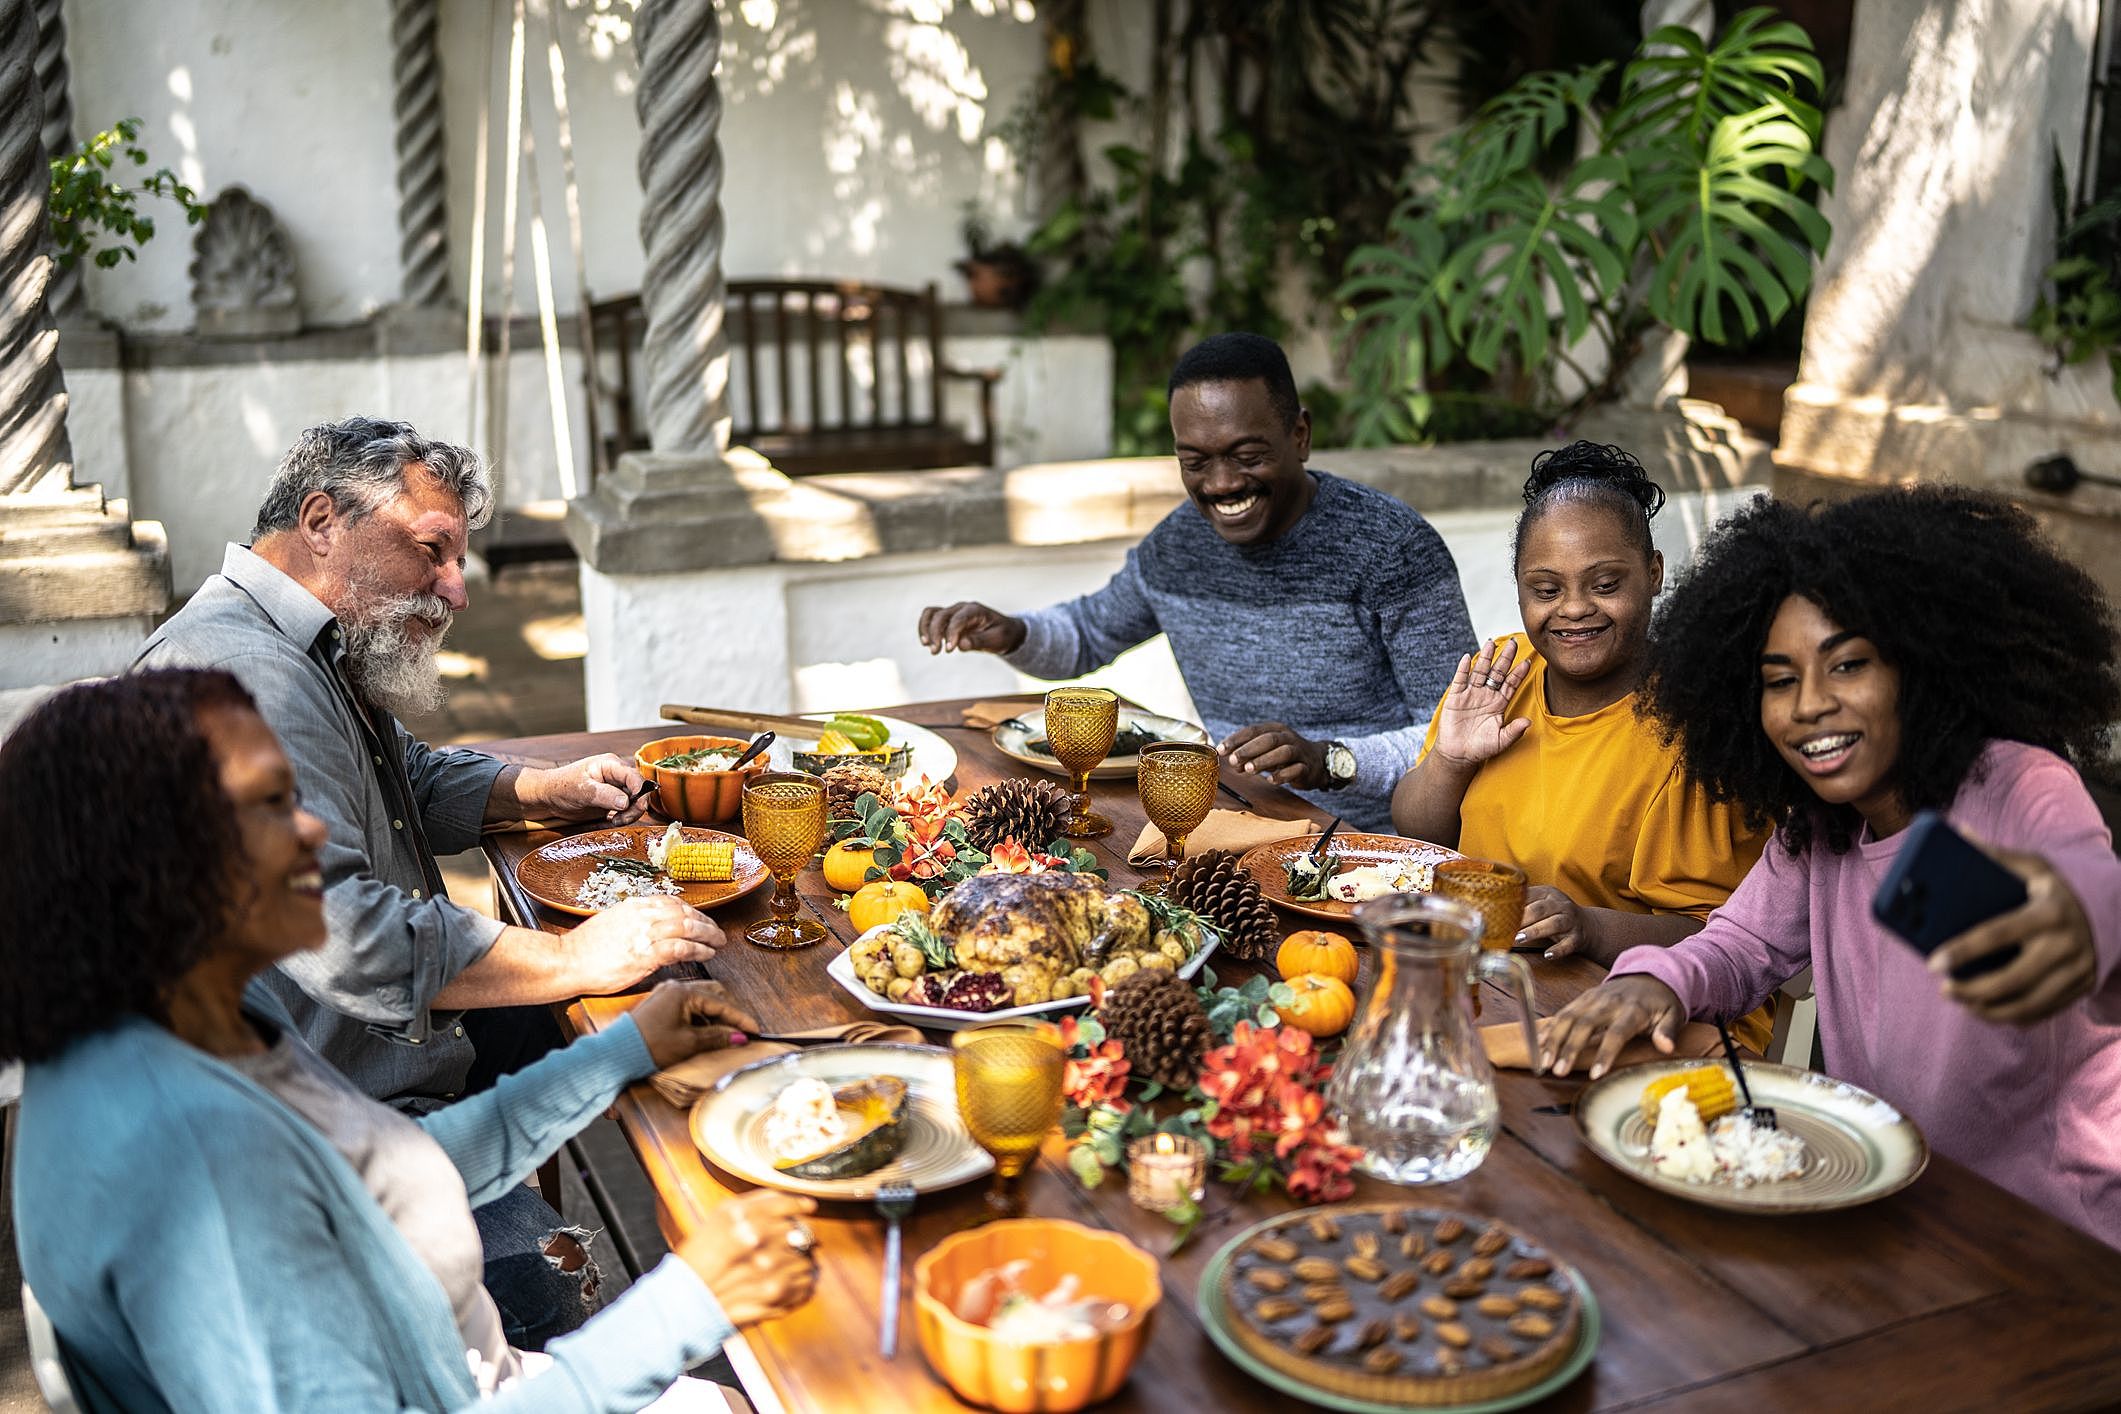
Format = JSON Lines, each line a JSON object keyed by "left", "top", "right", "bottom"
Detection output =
{"left": 1196, "top": 1218, "right": 1600, "bottom": 1413}
{"left": 688, "top": 1043, "right": 991, "bottom": 1199}
{"left": 825, "top": 922, "right": 1222, "bottom": 1032}
{"left": 1574, "top": 1058, "right": 1930, "bottom": 1214}
{"left": 992, "top": 707, "right": 1210, "bottom": 779}
{"left": 1239, "top": 833, "right": 1461, "bottom": 922}
{"left": 771, "top": 714, "right": 957, "bottom": 787}
{"left": 515, "top": 825, "right": 770, "bottom": 918}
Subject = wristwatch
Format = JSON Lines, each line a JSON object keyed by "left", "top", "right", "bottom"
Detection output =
{"left": 1323, "top": 741, "right": 1357, "bottom": 789}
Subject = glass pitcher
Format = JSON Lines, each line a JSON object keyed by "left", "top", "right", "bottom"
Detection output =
{"left": 1326, "top": 893, "right": 1541, "bottom": 1184}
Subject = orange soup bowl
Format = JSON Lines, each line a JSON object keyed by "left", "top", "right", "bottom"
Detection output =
{"left": 913, "top": 1218, "right": 1162, "bottom": 1413}
{"left": 633, "top": 735, "right": 765, "bottom": 824}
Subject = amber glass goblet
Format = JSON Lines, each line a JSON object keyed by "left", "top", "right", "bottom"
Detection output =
{"left": 1135, "top": 740, "right": 1219, "bottom": 895}
{"left": 1430, "top": 858, "right": 1529, "bottom": 953}
{"left": 1044, "top": 686, "right": 1119, "bottom": 838}
{"left": 952, "top": 1021, "right": 1067, "bottom": 1218}
{"left": 741, "top": 771, "right": 829, "bottom": 950}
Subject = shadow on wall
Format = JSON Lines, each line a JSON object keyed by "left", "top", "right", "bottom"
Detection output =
{"left": 1805, "top": 0, "right": 2086, "bottom": 409}
{"left": 529, "top": 0, "right": 1041, "bottom": 288}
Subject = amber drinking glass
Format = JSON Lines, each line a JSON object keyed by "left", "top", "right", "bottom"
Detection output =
{"left": 952, "top": 1021, "right": 1066, "bottom": 1218}
{"left": 741, "top": 772, "right": 829, "bottom": 950}
{"left": 1044, "top": 686, "right": 1119, "bottom": 839}
{"left": 1430, "top": 859, "right": 1529, "bottom": 952}
{"left": 1135, "top": 740, "right": 1219, "bottom": 895}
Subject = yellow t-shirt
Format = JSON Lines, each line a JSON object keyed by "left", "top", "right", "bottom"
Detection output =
{"left": 1418, "top": 635, "right": 1775, "bottom": 1050}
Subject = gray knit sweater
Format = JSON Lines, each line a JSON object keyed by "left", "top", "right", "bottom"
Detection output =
{"left": 1006, "top": 470, "right": 1475, "bottom": 830}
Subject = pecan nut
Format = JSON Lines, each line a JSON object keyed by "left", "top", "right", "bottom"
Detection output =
{"left": 1476, "top": 1294, "right": 1521, "bottom": 1318}
{"left": 1352, "top": 1230, "right": 1382, "bottom": 1260}
{"left": 1356, "top": 1318, "right": 1389, "bottom": 1349}
{"left": 1432, "top": 1216, "right": 1468, "bottom": 1244}
{"left": 1307, "top": 1214, "right": 1342, "bottom": 1243}
{"left": 1478, "top": 1335, "right": 1518, "bottom": 1363}
{"left": 1509, "top": 1312, "right": 1557, "bottom": 1340}
{"left": 1436, "top": 1321, "right": 1473, "bottom": 1349}
{"left": 1302, "top": 1282, "right": 1345, "bottom": 1304}
{"left": 1344, "top": 1256, "right": 1388, "bottom": 1283}
{"left": 1421, "top": 1249, "right": 1455, "bottom": 1276}
{"left": 1314, "top": 1298, "right": 1356, "bottom": 1324}
{"left": 1458, "top": 1258, "right": 1495, "bottom": 1281}
{"left": 1392, "top": 1313, "right": 1423, "bottom": 1342}
{"left": 1419, "top": 1295, "right": 1459, "bottom": 1320}
{"left": 1516, "top": 1285, "right": 1566, "bottom": 1311}
{"left": 1294, "top": 1324, "right": 1335, "bottom": 1355}
{"left": 1363, "top": 1348, "right": 1404, "bottom": 1374}
{"left": 1244, "top": 1267, "right": 1291, "bottom": 1292}
{"left": 1293, "top": 1257, "right": 1341, "bottom": 1282}
{"left": 1442, "top": 1276, "right": 1487, "bottom": 1299}
{"left": 1504, "top": 1257, "right": 1552, "bottom": 1280}
{"left": 1379, "top": 1270, "right": 1420, "bottom": 1302}
{"left": 1472, "top": 1227, "right": 1511, "bottom": 1257}
{"left": 1252, "top": 1237, "right": 1300, "bottom": 1263}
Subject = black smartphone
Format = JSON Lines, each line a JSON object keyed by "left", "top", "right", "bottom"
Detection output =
{"left": 1871, "top": 811, "right": 2027, "bottom": 980}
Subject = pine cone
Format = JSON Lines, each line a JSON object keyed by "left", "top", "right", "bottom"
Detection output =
{"left": 823, "top": 762, "right": 891, "bottom": 826}
{"left": 960, "top": 777, "right": 1073, "bottom": 854}
{"left": 1171, "top": 849, "right": 1280, "bottom": 962}
{"left": 1100, "top": 969, "right": 1212, "bottom": 1089}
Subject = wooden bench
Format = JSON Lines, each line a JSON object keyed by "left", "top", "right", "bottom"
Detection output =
{"left": 586, "top": 280, "right": 1001, "bottom": 476}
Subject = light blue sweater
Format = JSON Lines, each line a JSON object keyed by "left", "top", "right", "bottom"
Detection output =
{"left": 11, "top": 993, "right": 735, "bottom": 1411}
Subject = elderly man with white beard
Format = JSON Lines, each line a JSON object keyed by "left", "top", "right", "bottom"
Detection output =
{"left": 135, "top": 417, "right": 722, "bottom": 1349}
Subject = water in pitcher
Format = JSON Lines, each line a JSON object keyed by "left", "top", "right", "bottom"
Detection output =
{"left": 1327, "top": 892, "right": 1539, "bottom": 1186}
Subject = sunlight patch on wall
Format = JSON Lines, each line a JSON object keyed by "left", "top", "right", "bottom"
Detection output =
{"left": 436, "top": 650, "right": 490, "bottom": 681}
{"left": 522, "top": 612, "right": 589, "bottom": 661}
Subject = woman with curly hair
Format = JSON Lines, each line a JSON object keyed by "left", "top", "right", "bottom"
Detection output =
{"left": 1543, "top": 486, "right": 2121, "bottom": 1248}
{"left": 1391, "top": 443, "right": 1772, "bottom": 1044}
{"left": 3, "top": 669, "right": 819, "bottom": 1409}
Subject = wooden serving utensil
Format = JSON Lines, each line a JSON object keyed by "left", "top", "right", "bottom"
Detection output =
{"left": 1715, "top": 1017, "right": 1777, "bottom": 1129}
{"left": 660, "top": 703, "right": 832, "bottom": 740}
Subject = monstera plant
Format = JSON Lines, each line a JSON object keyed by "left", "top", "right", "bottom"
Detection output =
{"left": 1338, "top": 8, "right": 1834, "bottom": 443}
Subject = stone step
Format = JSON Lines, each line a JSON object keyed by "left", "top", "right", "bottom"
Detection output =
{"left": 0, "top": 520, "right": 171, "bottom": 626}
{"left": 0, "top": 488, "right": 110, "bottom": 528}
{"left": 0, "top": 513, "right": 134, "bottom": 558}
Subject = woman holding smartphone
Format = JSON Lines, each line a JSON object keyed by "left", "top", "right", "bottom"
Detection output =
{"left": 1543, "top": 486, "right": 2121, "bottom": 1249}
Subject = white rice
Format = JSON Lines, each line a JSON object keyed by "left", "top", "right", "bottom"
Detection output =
{"left": 575, "top": 868, "right": 682, "bottom": 910}
{"left": 1650, "top": 1092, "right": 1808, "bottom": 1187}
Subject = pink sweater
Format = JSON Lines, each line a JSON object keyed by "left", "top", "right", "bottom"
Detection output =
{"left": 1610, "top": 741, "right": 2121, "bottom": 1248}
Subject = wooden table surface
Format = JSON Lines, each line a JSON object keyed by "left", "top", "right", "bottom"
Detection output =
{"left": 474, "top": 702, "right": 2121, "bottom": 1414}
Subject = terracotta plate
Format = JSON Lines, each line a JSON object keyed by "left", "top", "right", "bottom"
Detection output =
{"left": 1239, "top": 832, "right": 1461, "bottom": 922}
{"left": 689, "top": 1043, "right": 992, "bottom": 1200}
{"left": 1575, "top": 1058, "right": 1930, "bottom": 1214}
{"left": 992, "top": 707, "right": 1210, "bottom": 780}
{"left": 515, "top": 824, "right": 770, "bottom": 918}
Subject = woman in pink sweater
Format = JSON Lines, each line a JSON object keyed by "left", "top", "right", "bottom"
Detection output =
{"left": 1543, "top": 487, "right": 2121, "bottom": 1248}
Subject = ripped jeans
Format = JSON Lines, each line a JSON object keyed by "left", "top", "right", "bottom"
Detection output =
{"left": 472, "top": 1182, "right": 600, "bottom": 1350}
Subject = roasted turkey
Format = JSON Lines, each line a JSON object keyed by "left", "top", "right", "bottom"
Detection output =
{"left": 931, "top": 872, "right": 1152, "bottom": 1004}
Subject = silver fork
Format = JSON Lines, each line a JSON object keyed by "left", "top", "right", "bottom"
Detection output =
{"left": 876, "top": 1181, "right": 917, "bottom": 1357}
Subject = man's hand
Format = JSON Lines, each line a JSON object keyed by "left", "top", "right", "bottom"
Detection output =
{"left": 1220, "top": 723, "right": 1330, "bottom": 790}
{"left": 918, "top": 601, "right": 1027, "bottom": 655}
{"left": 516, "top": 754, "right": 649, "bottom": 824}
{"left": 630, "top": 980, "right": 761, "bottom": 1069}
{"left": 567, "top": 896, "right": 723, "bottom": 995}
{"left": 1932, "top": 843, "right": 2098, "bottom": 1025}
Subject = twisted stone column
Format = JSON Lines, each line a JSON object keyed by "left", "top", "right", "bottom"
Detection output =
{"left": 0, "top": 0, "right": 73, "bottom": 495}
{"left": 392, "top": 0, "right": 450, "bottom": 306}
{"left": 634, "top": 0, "right": 730, "bottom": 454}
{"left": 32, "top": 0, "right": 77, "bottom": 321}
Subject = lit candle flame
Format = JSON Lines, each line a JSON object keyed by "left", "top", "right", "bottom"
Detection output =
{"left": 1155, "top": 1134, "right": 1175, "bottom": 1156}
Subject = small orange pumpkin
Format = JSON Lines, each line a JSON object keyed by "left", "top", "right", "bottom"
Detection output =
{"left": 848, "top": 880, "right": 929, "bottom": 934}
{"left": 822, "top": 840, "right": 879, "bottom": 893}
{"left": 1277, "top": 929, "right": 1358, "bottom": 987}
{"left": 1274, "top": 973, "right": 1357, "bottom": 1038}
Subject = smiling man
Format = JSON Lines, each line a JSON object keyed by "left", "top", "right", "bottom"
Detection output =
{"left": 134, "top": 417, "right": 721, "bottom": 1347}
{"left": 919, "top": 333, "right": 1474, "bottom": 829}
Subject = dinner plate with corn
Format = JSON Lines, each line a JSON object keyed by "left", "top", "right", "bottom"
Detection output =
{"left": 515, "top": 822, "right": 772, "bottom": 917}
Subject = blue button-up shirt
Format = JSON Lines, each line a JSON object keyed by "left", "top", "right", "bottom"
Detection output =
{"left": 134, "top": 544, "right": 507, "bottom": 1105}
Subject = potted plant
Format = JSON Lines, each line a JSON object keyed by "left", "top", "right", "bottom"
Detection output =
{"left": 954, "top": 201, "right": 1037, "bottom": 310}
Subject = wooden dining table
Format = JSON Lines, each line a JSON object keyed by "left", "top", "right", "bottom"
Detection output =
{"left": 474, "top": 700, "right": 2121, "bottom": 1414}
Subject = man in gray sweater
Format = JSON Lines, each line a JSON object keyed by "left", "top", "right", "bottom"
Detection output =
{"left": 920, "top": 333, "right": 1474, "bottom": 831}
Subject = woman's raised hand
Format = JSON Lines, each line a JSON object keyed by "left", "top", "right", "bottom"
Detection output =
{"left": 1431, "top": 638, "right": 1534, "bottom": 768}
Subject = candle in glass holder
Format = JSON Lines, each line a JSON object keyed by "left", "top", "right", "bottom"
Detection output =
{"left": 1127, "top": 1133, "right": 1206, "bottom": 1213}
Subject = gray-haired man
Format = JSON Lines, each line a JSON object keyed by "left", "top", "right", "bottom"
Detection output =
{"left": 136, "top": 417, "right": 721, "bottom": 1346}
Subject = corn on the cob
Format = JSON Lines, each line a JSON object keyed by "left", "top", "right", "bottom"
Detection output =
{"left": 1639, "top": 1065, "right": 1737, "bottom": 1125}
{"left": 666, "top": 841, "right": 736, "bottom": 883}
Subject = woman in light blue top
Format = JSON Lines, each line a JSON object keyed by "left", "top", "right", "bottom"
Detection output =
{"left": 2, "top": 669, "right": 818, "bottom": 1411}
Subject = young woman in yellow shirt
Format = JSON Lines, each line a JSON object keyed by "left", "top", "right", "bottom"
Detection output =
{"left": 1389, "top": 443, "right": 1771, "bottom": 1046}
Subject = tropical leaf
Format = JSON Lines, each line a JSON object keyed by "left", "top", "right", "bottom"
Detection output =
{"left": 1335, "top": 208, "right": 1455, "bottom": 442}
{"left": 1449, "top": 64, "right": 1612, "bottom": 196}
{"left": 1610, "top": 6, "right": 1824, "bottom": 149}
{"left": 1635, "top": 109, "right": 1834, "bottom": 344}
{"left": 1437, "top": 155, "right": 1637, "bottom": 374}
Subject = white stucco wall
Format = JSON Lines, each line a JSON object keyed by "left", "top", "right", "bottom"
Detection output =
{"left": 580, "top": 487, "right": 1758, "bottom": 731}
{"left": 0, "top": 616, "right": 156, "bottom": 691}
{"left": 66, "top": 0, "right": 399, "bottom": 330}
{"left": 60, "top": 0, "right": 1047, "bottom": 330}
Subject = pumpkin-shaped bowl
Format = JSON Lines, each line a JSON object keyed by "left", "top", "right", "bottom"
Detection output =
{"left": 634, "top": 735, "right": 765, "bottom": 824}
{"left": 913, "top": 1218, "right": 1161, "bottom": 1412}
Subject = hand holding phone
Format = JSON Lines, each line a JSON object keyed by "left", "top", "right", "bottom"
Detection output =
{"left": 1872, "top": 812, "right": 2027, "bottom": 980}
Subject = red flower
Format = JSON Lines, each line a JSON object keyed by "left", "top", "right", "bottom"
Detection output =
{"left": 1197, "top": 1019, "right": 1359, "bottom": 1197}
{"left": 1064, "top": 1039, "right": 1132, "bottom": 1113}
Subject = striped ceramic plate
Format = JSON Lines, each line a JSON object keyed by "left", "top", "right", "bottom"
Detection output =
{"left": 1574, "top": 1058, "right": 1929, "bottom": 1214}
